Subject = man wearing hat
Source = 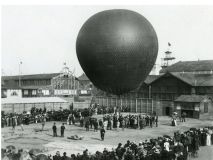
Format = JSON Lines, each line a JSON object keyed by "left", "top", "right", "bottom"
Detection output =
{"left": 52, "top": 122, "right": 57, "bottom": 137}
{"left": 61, "top": 123, "right": 66, "bottom": 137}
{"left": 100, "top": 126, "right": 106, "bottom": 141}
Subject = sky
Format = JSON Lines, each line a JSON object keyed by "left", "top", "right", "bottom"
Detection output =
{"left": 2, "top": 5, "right": 213, "bottom": 77}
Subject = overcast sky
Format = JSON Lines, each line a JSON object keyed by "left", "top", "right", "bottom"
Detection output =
{"left": 2, "top": 5, "right": 213, "bottom": 76}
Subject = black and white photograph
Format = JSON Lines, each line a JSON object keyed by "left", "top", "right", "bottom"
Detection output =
{"left": 1, "top": 5, "right": 213, "bottom": 160}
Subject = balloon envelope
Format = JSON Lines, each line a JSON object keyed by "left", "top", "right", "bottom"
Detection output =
{"left": 76, "top": 9, "right": 158, "bottom": 95}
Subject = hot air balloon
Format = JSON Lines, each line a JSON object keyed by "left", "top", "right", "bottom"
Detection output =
{"left": 76, "top": 9, "right": 158, "bottom": 95}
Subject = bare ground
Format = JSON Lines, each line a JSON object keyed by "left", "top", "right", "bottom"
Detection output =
{"left": 1, "top": 116, "right": 213, "bottom": 159}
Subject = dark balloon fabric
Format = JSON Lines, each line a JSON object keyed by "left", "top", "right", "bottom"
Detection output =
{"left": 76, "top": 9, "right": 158, "bottom": 95}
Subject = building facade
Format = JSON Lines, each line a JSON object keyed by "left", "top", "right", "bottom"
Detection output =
{"left": 1, "top": 66, "right": 82, "bottom": 98}
{"left": 94, "top": 60, "right": 213, "bottom": 118}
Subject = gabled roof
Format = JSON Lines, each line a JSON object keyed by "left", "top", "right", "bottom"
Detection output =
{"left": 171, "top": 73, "right": 213, "bottom": 86}
{"left": 78, "top": 73, "right": 89, "bottom": 81}
{"left": 174, "top": 95, "right": 210, "bottom": 103}
{"left": 149, "top": 72, "right": 213, "bottom": 87}
{"left": 2, "top": 73, "right": 60, "bottom": 81}
{"left": 160, "top": 60, "right": 213, "bottom": 73}
{"left": 144, "top": 75, "right": 160, "bottom": 84}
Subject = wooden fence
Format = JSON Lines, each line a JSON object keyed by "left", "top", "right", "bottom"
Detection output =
{"left": 94, "top": 96, "right": 175, "bottom": 116}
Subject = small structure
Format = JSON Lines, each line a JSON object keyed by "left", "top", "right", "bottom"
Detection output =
{"left": 174, "top": 95, "right": 213, "bottom": 119}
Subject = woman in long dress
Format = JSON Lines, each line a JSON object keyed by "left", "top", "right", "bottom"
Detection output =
{"left": 117, "top": 121, "right": 120, "bottom": 131}
{"left": 206, "top": 132, "right": 211, "bottom": 146}
{"left": 174, "top": 118, "right": 177, "bottom": 126}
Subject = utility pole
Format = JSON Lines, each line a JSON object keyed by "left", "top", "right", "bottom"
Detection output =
{"left": 19, "top": 61, "right": 22, "bottom": 87}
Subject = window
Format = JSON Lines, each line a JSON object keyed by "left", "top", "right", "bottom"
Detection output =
{"left": 204, "top": 102, "right": 208, "bottom": 113}
{"left": 11, "top": 91, "right": 18, "bottom": 96}
{"left": 32, "top": 90, "right": 37, "bottom": 95}
{"left": 24, "top": 90, "right": 28, "bottom": 95}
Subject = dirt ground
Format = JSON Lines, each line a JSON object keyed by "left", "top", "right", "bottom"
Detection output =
{"left": 1, "top": 116, "right": 213, "bottom": 159}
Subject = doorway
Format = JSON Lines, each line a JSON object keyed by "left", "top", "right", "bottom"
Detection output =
{"left": 165, "top": 107, "right": 170, "bottom": 116}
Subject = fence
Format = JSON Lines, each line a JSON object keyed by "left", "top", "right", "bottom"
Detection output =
{"left": 1, "top": 102, "right": 69, "bottom": 114}
{"left": 73, "top": 102, "right": 90, "bottom": 109}
{"left": 94, "top": 96, "right": 175, "bottom": 116}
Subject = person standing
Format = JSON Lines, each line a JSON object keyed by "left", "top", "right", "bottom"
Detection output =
{"left": 71, "top": 114, "right": 75, "bottom": 125}
{"left": 139, "top": 118, "right": 143, "bottom": 129}
{"left": 181, "top": 113, "right": 184, "bottom": 122}
{"left": 103, "top": 120, "right": 108, "bottom": 130}
{"left": 94, "top": 119, "right": 98, "bottom": 132}
{"left": 68, "top": 114, "right": 72, "bottom": 125}
{"left": 61, "top": 123, "right": 66, "bottom": 137}
{"left": 134, "top": 117, "right": 138, "bottom": 129}
{"left": 53, "top": 122, "right": 57, "bottom": 137}
{"left": 206, "top": 132, "right": 211, "bottom": 146}
{"left": 100, "top": 126, "right": 106, "bottom": 141}
{"left": 117, "top": 120, "right": 120, "bottom": 131}
{"left": 155, "top": 115, "right": 158, "bottom": 127}
{"left": 12, "top": 115, "right": 16, "bottom": 130}
{"left": 149, "top": 116, "right": 153, "bottom": 128}
{"left": 145, "top": 115, "right": 149, "bottom": 126}
{"left": 99, "top": 119, "right": 103, "bottom": 128}
{"left": 19, "top": 115, "right": 24, "bottom": 131}
{"left": 107, "top": 119, "right": 112, "bottom": 130}
{"left": 122, "top": 119, "right": 125, "bottom": 131}
{"left": 85, "top": 120, "right": 90, "bottom": 131}
{"left": 41, "top": 116, "right": 46, "bottom": 131}
{"left": 1, "top": 117, "right": 5, "bottom": 128}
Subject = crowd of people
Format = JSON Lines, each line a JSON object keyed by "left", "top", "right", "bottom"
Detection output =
{"left": 171, "top": 112, "right": 187, "bottom": 127}
{"left": 2, "top": 126, "right": 213, "bottom": 160}
{"left": 80, "top": 113, "right": 158, "bottom": 133}
{"left": 2, "top": 104, "right": 213, "bottom": 160}
{"left": 1, "top": 107, "right": 92, "bottom": 129}
{"left": 90, "top": 105, "right": 131, "bottom": 115}
{"left": 1, "top": 107, "right": 49, "bottom": 129}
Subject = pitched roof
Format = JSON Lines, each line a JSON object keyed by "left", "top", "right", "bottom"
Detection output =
{"left": 171, "top": 73, "right": 213, "bottom": 86}
{"left": 160, "top": 60, "right": 213, "bottom": 73}
{"left": 174, "top": 95, "right": 210, "bottom": 103}
{"left": 2, "top": 73, "right": 60, "bottom": 81}
{"left": 78, "top": 73, "right": 89, "bottom": 81}
{"left": 144, "top": 75, "right": 160, "bottom": 84}
{"left": 149, "top": 72, "right": 213, "bottom": 87}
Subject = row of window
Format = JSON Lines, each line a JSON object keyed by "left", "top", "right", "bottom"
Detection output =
{"left": 15, "top": 79, "right": 51, "bottom": 86}
{"left": 23, "top": 90, "right": 37, "bottom": 95}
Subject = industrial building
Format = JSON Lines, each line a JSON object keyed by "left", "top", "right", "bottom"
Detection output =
{"left": 95, "top": 60, "right": 213, "bottom": 119}
{"left": 1, "top": 66, "right": 92, "bottom": 98}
